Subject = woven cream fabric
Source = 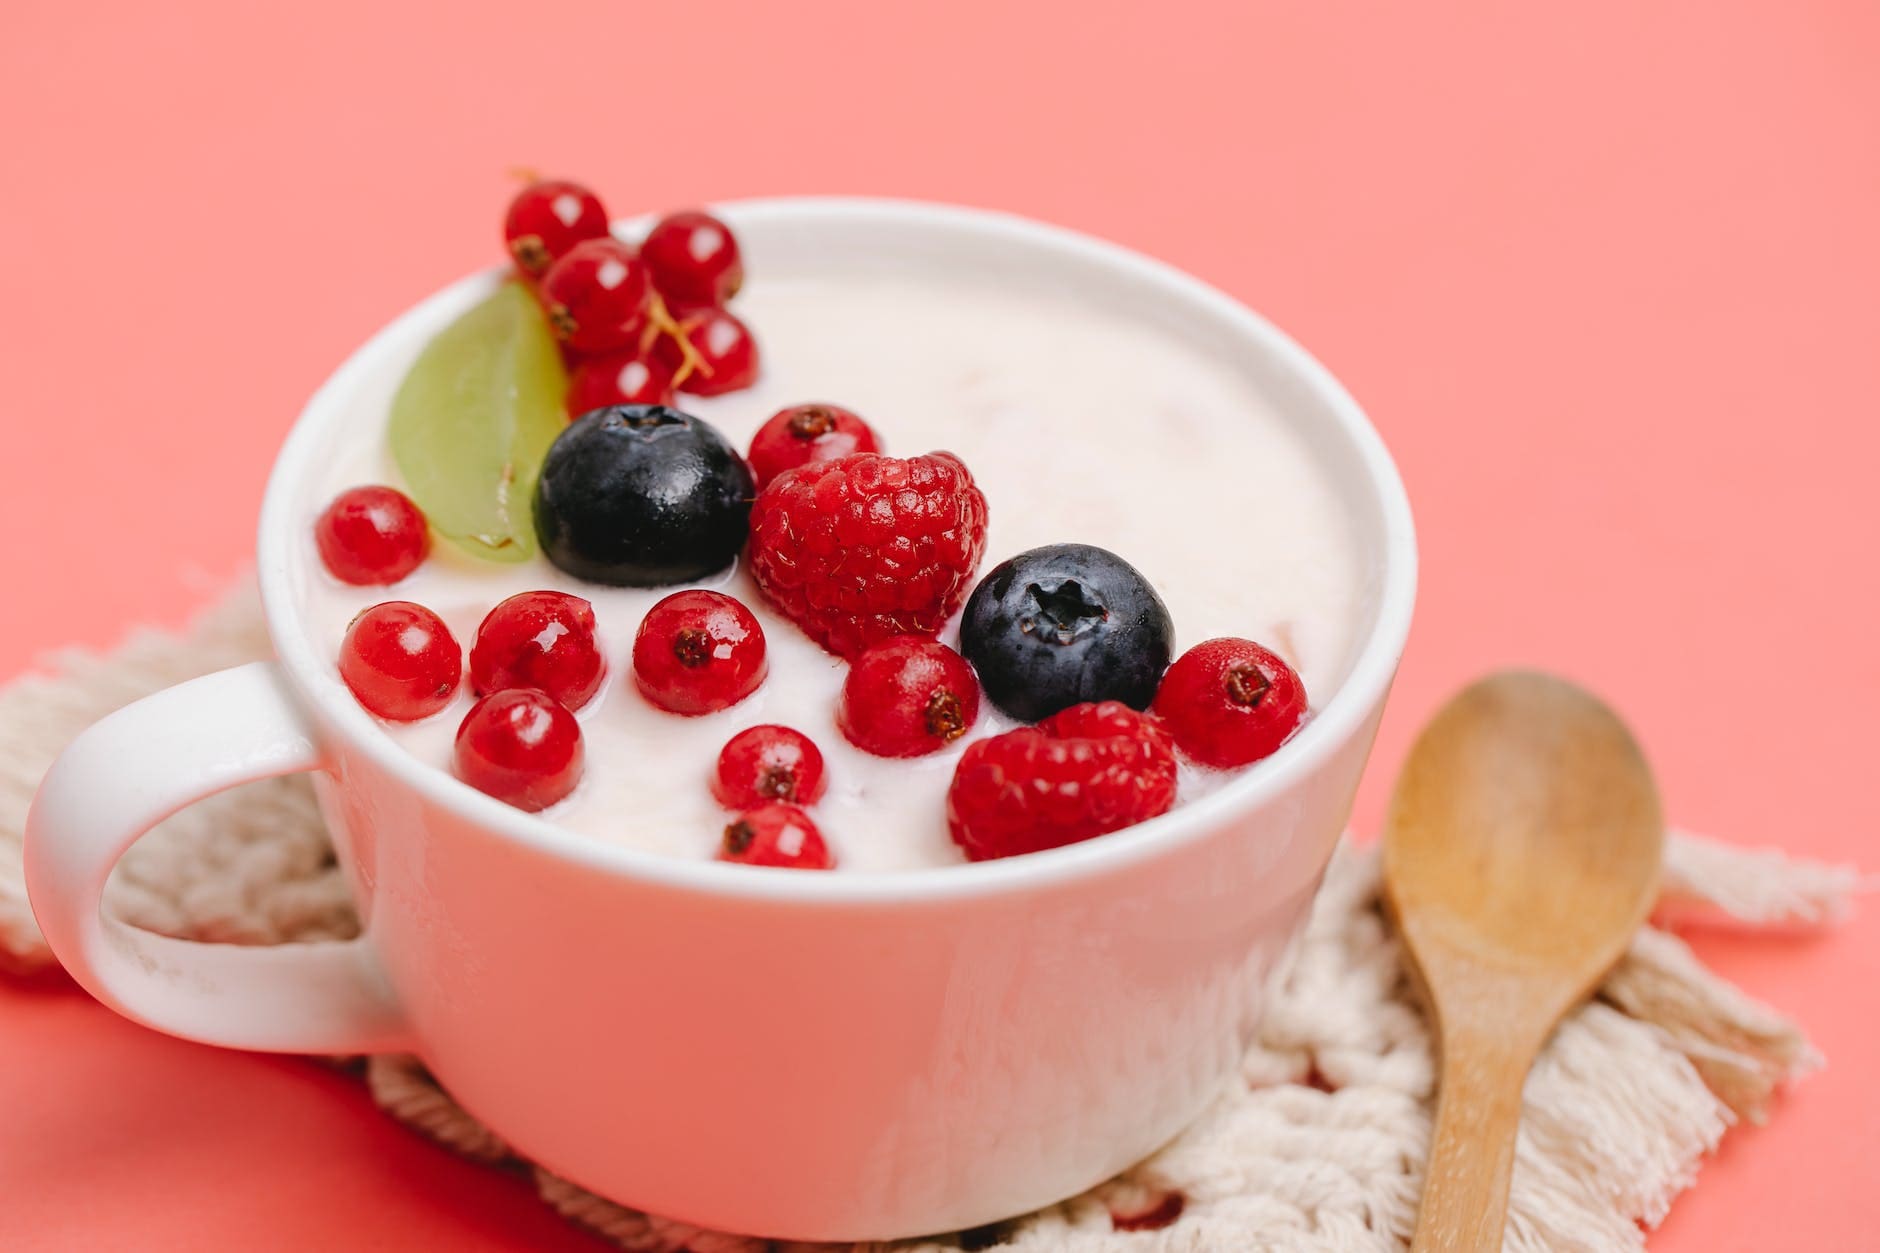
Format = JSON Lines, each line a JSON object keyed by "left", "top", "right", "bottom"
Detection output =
{"left": 0, "top": 583, "right": 1856, "bottom": 1252}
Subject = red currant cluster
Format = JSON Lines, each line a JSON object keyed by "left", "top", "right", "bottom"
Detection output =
{"left": 502, "top": 177, "right": 759, "bottom": 414}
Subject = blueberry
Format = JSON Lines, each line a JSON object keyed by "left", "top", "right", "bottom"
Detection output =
{"left": 960, "top": 543, "right": 1174, "bottom": 722}
{"left": 534, "top": 405, "right": 755, "bottom": 586}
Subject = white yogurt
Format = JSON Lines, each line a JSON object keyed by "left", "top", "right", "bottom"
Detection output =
{"left": 301, "top": 273, "right": 1364, "bottom": 871}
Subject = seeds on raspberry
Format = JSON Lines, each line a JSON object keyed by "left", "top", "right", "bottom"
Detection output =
{"left": 338, "top": 601, "right": 462, "bottom": 721}
{"left": 453, "top": 688, "right": 584, "bottom": 811}
{"left": 315, "top": 485, "right": 430, "bottom": 585}
{"left": 504, "top": 179, "right": 609, "bottom": 278}
{"left": 747, "top": 451, "right": 990, "bottom": 659}
{"left": 746, "top": 403, "right": 883, "bottom": 489}
{"left": 640, "top": 210, "right": 744, "bottom": 313}
{"left": 1151, "top": 638, "right": 1307, "bottom": 768}
{"left": 632, "top": 589, "right": 767, "bottom": 715}
{"left": 538, "top": 238, "right": 651, "bottom": 354}
{"left": 946, "top": 701, "right": 1177, "bottom": 861}
{"left": 712, "top": 725, "right": 828, "bottom": 809}
{"left": 717, "top": 801, "right": 833, "bottom": 869}
{"left": 838, "top": 636, "right": 980, "bottom": 758}
{"left": 468, "top": 590, "right": 605, "bottom": 711}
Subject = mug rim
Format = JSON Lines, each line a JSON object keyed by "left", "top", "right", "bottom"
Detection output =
{"left": 256, "top": 196, "right": 1417, "bottom": 904}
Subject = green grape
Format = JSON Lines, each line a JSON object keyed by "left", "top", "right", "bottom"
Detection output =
{"left": 389, "top": 281, "right": 568, "bottom": 563}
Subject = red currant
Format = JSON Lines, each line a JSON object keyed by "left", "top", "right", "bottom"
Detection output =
{"left": 711, "top": 725, "right": 828, "bottom": 809}
{"left": 718, "top": 802, "right": 833, "bottom": 870}
{"left": 746, "top": 404, "right": 882, "bottom": 490}
{"left": 503, "top": 179, "right": 609, "bottom": 278}
{"left": 1151, "top": 637, "right": 1307, "bottom": 768}
{"left": 469, "top": 590, "right": 606, "bottom": 711}
{"left": 640, "top": 210, "right": 744, "bottom": 312}
{"left": 654, "top": 307, "right": 759, "bottom": 396}
{"left": 338, "top": 601, "right": 461, "bottom": 721}
{"left": 632, "top": 590, "right": 767, "bottom": 715}
{"left": 566, "top": 348, "right": 675, "bottom": 418}
{"left": 539, "top": 238, "right": 651, "bottom": 354}
{"left": 314, "top": 485, "right": 429, "bottom": 585}
{"left": 453, "top": 689, "right": 584, "bottom": 811}
{"left": 839, "top": 635, "right": 980, "bottom": 758}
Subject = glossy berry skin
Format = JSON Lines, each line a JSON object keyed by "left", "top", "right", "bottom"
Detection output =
{"left": 747, "top": 451, "right": 989, "bottom": 659}
{"left": 469, "top": 591, "right": 606, "bottom": 711}
{"left": 566, "top": 349, "right": 675, "bottom": 418}
{"left": 314, "top": 485, "right": 430, "bottom": 585}
{"left": 632, "top": 590, "right": 768, "bottom": 715}
{"left": 534, "top": 406, "right": 755, "bottom": 586}
{"left": 1151, "top": 638, "right": 1307, "bottom": 768}
{"left": 712, "top": 725, "right": 827, "bottom": 808}
{"left": 746, "top": 403, "right": 882, "bottom": 490}
{"left": 946, "top": 701, "right": 1177, "bottom": 861}
{"left": 717, "top": 801, "right": 833, "bottom": 869}
{"left": 453, "top": 689, "right": 584, "bottom": 812}
{"left": 338, "top": 601, "right": 461, "bottom": 721}
{"left": 961, "top": 543, "right": 1174, "bottom": 723}
{"left": 838, "top": 636, "right": 980, "bottom": 758}
{"left": 503, "top": 179, "right": 610, "bottom": 278}
{"left": 539, "top": 238, "right": 651, "bottom": 354}
{"left": 640, "top": 210, "right": 744, "bottom": 313}
{"left": 654, "top": 306, "right": 759, "bottom": 396}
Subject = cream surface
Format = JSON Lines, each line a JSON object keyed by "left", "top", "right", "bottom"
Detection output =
{"left": 302, "top": 273, "right": 1365, "bottom": 870}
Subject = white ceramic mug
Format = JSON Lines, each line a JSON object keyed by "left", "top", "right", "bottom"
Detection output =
{"left": 25, "top": 199, "right": 1415, "bottom": 1242}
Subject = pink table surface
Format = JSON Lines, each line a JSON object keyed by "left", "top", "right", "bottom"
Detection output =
{"left": 2, "top": 1, "right": 1875, "bottom": 1248}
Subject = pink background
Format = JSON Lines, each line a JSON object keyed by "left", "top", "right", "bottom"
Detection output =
{"left": 2, "top": 1, "right": 1875, "bottom": 1247}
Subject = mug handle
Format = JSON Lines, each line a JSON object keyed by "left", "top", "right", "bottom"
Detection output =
{"left": 24, "top": 661, "right": 414, "bottom": 1054}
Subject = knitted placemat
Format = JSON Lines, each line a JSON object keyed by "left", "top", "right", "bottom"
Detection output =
{"left": 0, "top": 582, "right": 1859, "bottom": 1252}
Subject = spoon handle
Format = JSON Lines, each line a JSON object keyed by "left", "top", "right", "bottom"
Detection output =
{"left": 1411, "top": 1022, "right": 1541, "bottom": 1252}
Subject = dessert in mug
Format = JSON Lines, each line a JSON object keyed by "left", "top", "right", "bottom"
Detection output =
{"left": 302, "top": 177, "right": 1363, "bottom": 872}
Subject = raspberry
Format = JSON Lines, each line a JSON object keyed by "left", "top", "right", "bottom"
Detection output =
{"left": 946, "top": 701, "right": 1177, "bottom": 861}
{"left": 718, "top": 802, "right": 834, "bottom": 870}
{"left": 1151, "top": 638, "right": 1307, "bottom": 768}
{"left": 712, "top": 725, "right": 827, "bottom": 809}
{"left": 838, "top": 636, "right": 980, "bottom": 758}
{"left": 747, "top": 451, "right": 990, "bottom": 659}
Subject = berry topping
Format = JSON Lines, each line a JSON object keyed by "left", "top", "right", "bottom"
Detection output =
{"left": 632, "top": 589, "right": 768, "bottom": 715}
{"left": 566, "top": 349, "right": 675, "bottom": 417}
{"left": 838, "top": 636, "right": 981, "bottom": 758}
{"left": 468, "top": 590, "right": 606, "bottom": 711}
{"left": 961, "top": 543, "right": 1174, "bottom": 723}
{"left": 746, "top": 403, "right": 882, "bottom": 490}
{"left": 718, "top": 802, "right": 833, "bottom": 870}
{"left": 946, "top": 701, "right": 1177, "bottom": 861}
{"left": 640, "top": 210, "right": 744, "bottom": 313}
{"left": 1151, "top": 638, "right": 1307, "bottom": 768}
{"left": 653, "top": 306, "right": 759, "bottom": 396}
{"left": 315, "top": 485, "right": 430, "bottom": 585}
{"left": 503, "top": 179, "right": 610, "bottom": 278}
{"left": 539, "top": 238, "right": 651, "bottom": 354}
{"left": 534, "top": 405, "right": 755, "bottom": 586}
{"left": 712, "top": 725, "right": 828, "bottom": 809}
{"left": 338, "top": 601, "right": 462, "bottom": 721}
{"left": 747, "top": 451, "right": 990, "bottom": 659}
{"left": 453, "top": 688, "right": 584, "bottom": 811}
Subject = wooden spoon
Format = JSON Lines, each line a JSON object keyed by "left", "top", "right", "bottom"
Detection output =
{"left": 1382, "top": 671, "right": 1664, "bottom": 1252}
